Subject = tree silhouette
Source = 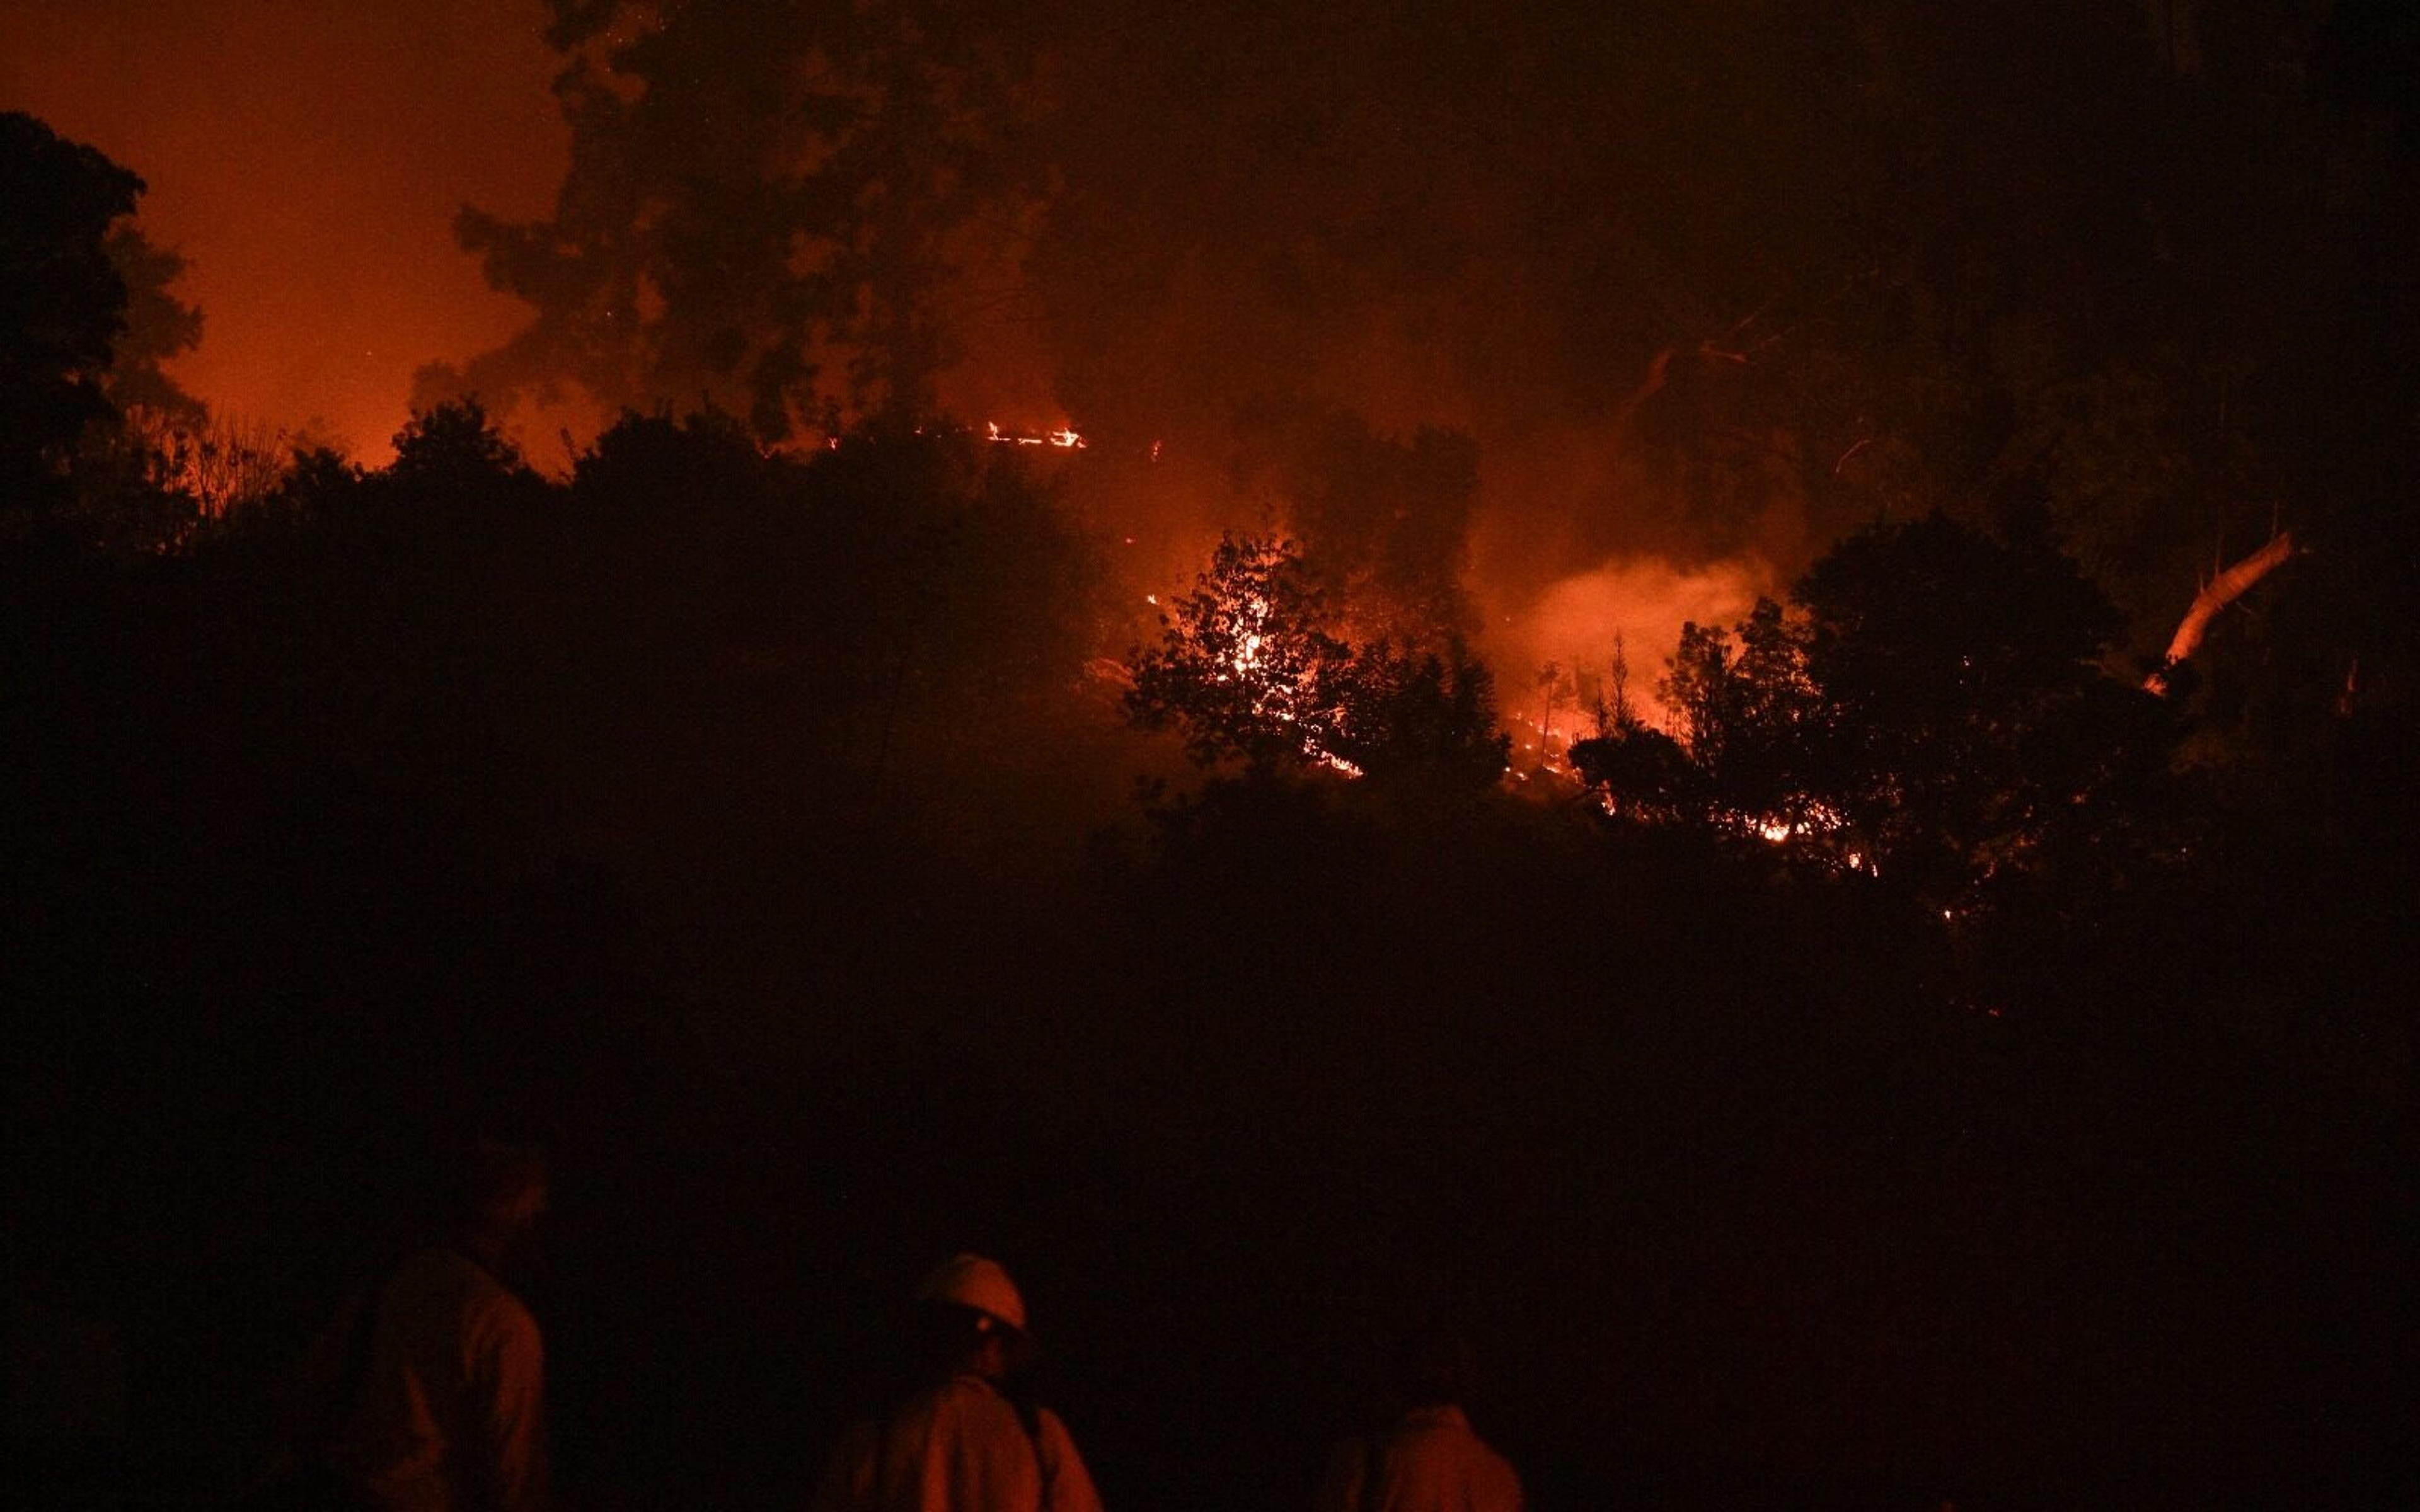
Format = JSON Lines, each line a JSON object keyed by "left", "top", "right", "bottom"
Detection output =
{"left": 1127, "top": 534, "right": 1511, "bottom": 790}
{"left": 1126, "top": 535, "right": 1351, "bottom": 773}
{"left": 1228, "top": 408, "right": 1482, "bottom": 648}
{"left": 421, "top": 0, "right": 1047, "bottom": 442}
{"left": 386, "top": 398, "right": 540, "bottom": 496}
{"left": 1795, "top": 513, "right": 2129, "bottom": 886}
{"left": 1330, "top": 639, "right": 1510, "bottom": 794}
{"left": 1567, "top": 716, "right": 1698, "bottom": 826}
{"left": 1572, "top": 512, "right": 2167, "bottom": 895}
{"left": 1658, "top": 598, "right": 1818, "bottom": 830}
{"left": 570, "top": 406, "right": 769, "bottom": 516}
{"left": 1, "top": 113, "right": 142, "bottom": 512}
{"left": 101, "top": 224, "right": 205, "bottom": 423}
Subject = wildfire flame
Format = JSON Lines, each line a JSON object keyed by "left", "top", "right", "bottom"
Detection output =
{"left": 985, "top": 421, "right": 1085, "bottom": 449}
{"left": 1209, "top": 591, "right": 1361, "bottom": 777}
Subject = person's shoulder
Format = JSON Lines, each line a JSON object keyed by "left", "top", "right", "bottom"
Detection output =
{"left": 1468, "top": 1431, "right": 1523, "bottom": 1503}
{"left": 478, "top": 1279, "right": 539, "bottom": 1337}
{"left": 406, "top": 1249, "right": 536, "bottom": 1347}
{"left": 382, "top": 1246, "right": 487, "bottom": 1314}
{"left": 1447, "top": 1412, "right": 1518, "bottom": 1474}
{"left": 1403, "top": 1409, "right": 1518, "bottom": 1482}
{"left": 1031, "top": 1402, "right": 1081, "bottom": 1450}
{"left": 1394, "top": 1404, "right": 1474, "bottom": 1446}
{"left": 1479, "top": 1434, "right": 1519, "bottom": 1477}
{"left": 1029, "top": 1402, "right": 1103, "bottom": 1510}
{"left": 390, "top": 1244, "right": 500, "bottom": 1288}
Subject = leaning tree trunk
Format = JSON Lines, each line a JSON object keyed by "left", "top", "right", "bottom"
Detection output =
{"left": 2145, "top": 531, "right": 2296, "bottom": 694}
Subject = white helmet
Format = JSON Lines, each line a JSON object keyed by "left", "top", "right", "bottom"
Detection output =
{"left": 917, "top": 1252, "right": 1028, "bottom": 1333}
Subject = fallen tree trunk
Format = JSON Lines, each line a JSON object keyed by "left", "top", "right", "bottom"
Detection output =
{"left": 2145, "top": 530, "right": 2296, "bottom": 694}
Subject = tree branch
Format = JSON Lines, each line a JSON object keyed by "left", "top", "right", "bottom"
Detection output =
{"left": 2145, "top": 530, "right": 2296, "bottom": 694}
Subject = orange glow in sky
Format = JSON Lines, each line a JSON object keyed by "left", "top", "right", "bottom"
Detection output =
{"left": 1, "top": 1, "right": 567, "bottom": 460}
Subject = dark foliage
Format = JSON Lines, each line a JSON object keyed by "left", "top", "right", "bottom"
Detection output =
{"left": 100, "top": 225, "right": 205, "bottom": 423}
{"left": 1794, "top": 513, "right": 2150, "bottom": 895}
{"left": 1656, "top": 598, "right": 1819, "bottom": 830}
{"left": 0, "top": 113, "right": 142, "bottom": 512}
{"left": 6, "top": 407, "right": 2411, "bottom": 1511}
{"left": 1577, "top": 513, "right": 2176, "bottom": 907}
{"left": 422, "top": 0, "right": 1045, "bottom": 440}
{"left": 1566, "top": 716, "right": 1698, "bottom": 826}
{"left": 1230, "top": 408, "right": 1483, "bottom": 648}
{"left": 1125, "top": 534, "right": 1509, "bottom": 791}
{"left": 1328, "top": 639, "right": 1511, "bottom": 796}
{"left": 382, "top": 398, "right": 543, "bottom": 497}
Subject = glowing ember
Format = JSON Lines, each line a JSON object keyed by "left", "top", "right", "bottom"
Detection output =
{"left": 985, "top": 421, "right": 1085, "bottom": 449}
{"left": 1197, "top": 589, "right": 1359, "bottom": 777}
{"left": 1506, "top": 709, "right": 1586, "bottom": 778}
{"left": 1739, "top": 803, "right": 1852, "bottom": 856}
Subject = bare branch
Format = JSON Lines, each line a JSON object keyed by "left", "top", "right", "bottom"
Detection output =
{"left": 2145, "top": 530, "right": 2297, "bottom": 694}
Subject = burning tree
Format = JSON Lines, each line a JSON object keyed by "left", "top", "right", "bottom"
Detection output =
{"left": 1126, "top": 536, "right": 1352, "bottom": 772}
{"left": 1127, "top": 535, "right": 1508, "bottom": 791}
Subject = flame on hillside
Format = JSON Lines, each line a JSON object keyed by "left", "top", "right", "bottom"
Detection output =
{"left": 1492, "top": 554, "right": 1775, "bottom": 740}
{"left": 1211, "top": 590, "right": 1362, "bottom": 777}
{"left": 986, "top": 421, "right": 1086, "bottom": 449}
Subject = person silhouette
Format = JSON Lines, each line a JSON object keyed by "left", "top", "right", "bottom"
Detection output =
{"left": 809, "top": 1254, "right": 1103, "bottom": 1512}
{"left": 289, "top": 1139, "right": 553, "bottom": 1512}
{"left": 1313, "top": 1329, "right": 1521, "bottom": 1512}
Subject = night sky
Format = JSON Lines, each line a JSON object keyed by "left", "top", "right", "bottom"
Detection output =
{"left": 1, "top": 0, "right": 565, "bottom": 457}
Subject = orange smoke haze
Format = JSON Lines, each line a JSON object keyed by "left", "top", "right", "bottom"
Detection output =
{"left": 1, "top": 0, "right": 565, "bottom": 461}
{"left": 1490, "top": 554, "right": 1777, "bottom": 741}
{"left": 8, "top": 0, "right": 1838, "bottom": 701}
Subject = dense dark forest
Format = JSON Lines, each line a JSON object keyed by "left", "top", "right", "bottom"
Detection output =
{"left": 6, "top": 2, "right": 2417, "bottom": 1508}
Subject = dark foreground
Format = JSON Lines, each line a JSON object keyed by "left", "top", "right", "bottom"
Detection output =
{"left": 5, "top": 440, "right": 2413, "bottom": 1509}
